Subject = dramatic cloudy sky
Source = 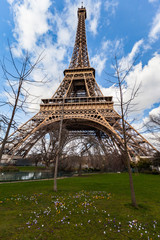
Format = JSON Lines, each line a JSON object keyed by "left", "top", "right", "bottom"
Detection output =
{"left": 0, "top": 0, "right": 160, "bottom": 143}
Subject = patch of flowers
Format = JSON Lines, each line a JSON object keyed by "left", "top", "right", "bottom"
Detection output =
{"left": 2, "top": 190, "right": 160, "bottom": 239}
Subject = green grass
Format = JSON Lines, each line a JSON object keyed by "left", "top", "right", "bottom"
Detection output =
{"left": 0, "top": 173, "right": 160, "bottom": 239}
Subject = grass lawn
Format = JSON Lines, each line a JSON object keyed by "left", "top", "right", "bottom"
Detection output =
{"left": 0, "top": 173, "right": 160, "bottom": 239}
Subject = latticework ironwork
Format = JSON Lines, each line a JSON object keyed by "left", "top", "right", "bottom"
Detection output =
{"left": 4, "top": 6, "right": 157, "bottom": 159}
{"left": 69, "top": 7, "right": 90, "bottom": 69}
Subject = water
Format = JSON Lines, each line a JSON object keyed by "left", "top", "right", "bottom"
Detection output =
{"left": 0, "top": 171, "right": 55, "bottom": 182}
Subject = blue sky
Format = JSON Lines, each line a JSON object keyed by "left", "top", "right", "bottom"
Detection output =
{"left": 0, "top": 0, "right": 160, "bottom": 142}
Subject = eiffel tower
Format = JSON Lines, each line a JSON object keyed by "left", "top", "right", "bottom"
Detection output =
{"left": 5, "top": 6, "right": 156, "bottom": 159}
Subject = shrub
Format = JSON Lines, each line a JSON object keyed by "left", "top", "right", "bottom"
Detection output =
{"left": 0, "top": 166, "right": 19, "bottom": 172}
{"left": 136, "top": 159, "right": 152, "bottom": 173}
{"left": 152, "top": 169, "right": 160, "bottom": 175}
{"left": 152, "top": 151, "right": 160, "bottom": 167}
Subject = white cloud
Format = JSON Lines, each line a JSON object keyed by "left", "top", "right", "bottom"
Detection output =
{"left": 86, "top": 0, "right": 102, "bottom": 35}
{"left": 62, "top": 0, "right": 102, "bottom": 36}
{"left": 128, "top": 40, "right": 144, "bottom": 61}
{"left": 101, "top": 53, "right": 160, "bottom": 117}
{"left": 143, "top": 106, "right": 160, "bottom": 150}
{"left": 101, "top": 40, "right": 111, "bottom": 51}
{"left": 105, "top": 0, "right": 119, "bottom": 15}
{"left": 101, "top": 53, "right": 160, "bottom": 149}
{"left": 91, "top": 54, "right": 107, "bottom": 76}
{"left": 148, "top": 0, "right": 158, "bottom": 3}
{"left": 7, "top": 0, "right": 160, "bottom": 118}
{"left": 57, "top": 27, "right": 71, "bottom": 46}
{"left": 101, "top": 38, "right": 124, "bottom": 57}
{"left": 7, "top": 0, "right": 14, "bottom": 4}
{"left": 149, "top": 105, "right": 160, "bottom": 117}
{"left": 90, "top": 38, "right": 123, "bottom": 77}
{"left": 7, "top": 0, "right": 104, "bottom": 112}
{"left": 149, "top": 8, "right": 160, "bottom": 42}
{"left": 119, "top": 39, "right": 144, "bottom": 70}
{"left": 142, "top": 132, "right": 160, "bottom": 150}
{"left": 8, "top": 0, "right": 104, "bottom": 62}
{"left": 9, "top": 0, "right": 52, "bottom": 51}
{"left": 7, "top": 0, "right": 77, "bottom": 110}
{"left": 126, "top": 53, "right": 160, "bottom": 111}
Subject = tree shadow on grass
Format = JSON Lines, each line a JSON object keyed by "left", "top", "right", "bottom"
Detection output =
{"left": 124, "top": 202, "right": 151, "bottom": 212}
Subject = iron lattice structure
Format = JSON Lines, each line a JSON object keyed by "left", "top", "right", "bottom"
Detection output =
{"left": 4, "top": 6, "right": 156, "bottom": 158}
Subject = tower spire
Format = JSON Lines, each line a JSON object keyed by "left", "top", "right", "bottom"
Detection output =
{"left": 69, "top": 6, "right": 90, "bottom": 69}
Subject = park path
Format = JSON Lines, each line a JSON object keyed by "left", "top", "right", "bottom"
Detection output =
{"left": 0, "top": 176, "right": 74, "bottom": 184}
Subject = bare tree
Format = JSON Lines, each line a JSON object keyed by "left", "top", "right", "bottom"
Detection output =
{"left": 0, "top": 114, "right": 17, "bottom": 143}
{"left": 62, "top": 134, "right": 106, "bottom": 173}
{"left": 54, "top": 98, "right": 65, "bottom": 191}
{"left": 77, "top": 137, "right": 94, "bottom": 175}
{"left": 106, "top": 55, "right": 140, "bottom": 207}
{"left": 57, "top": 135, "right": 94, "bottom": 174}
{"left": 29, "top": 127, "right": 69, "bottom": 168}
{"left": 145, "top": 112, "right": 160, "bottom": 149}
{"left": 145, "top": 112, "right": 160, "bottom": 169}
{"left": 0, "top": 44, "right": 45, "bottom": 161}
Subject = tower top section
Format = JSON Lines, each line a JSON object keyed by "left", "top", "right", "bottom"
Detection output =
{"left": 77, "top": 6, "right": 87, "bottom": 19}
{"left": 69, "top": 6, "right": 90, "bottom": 69}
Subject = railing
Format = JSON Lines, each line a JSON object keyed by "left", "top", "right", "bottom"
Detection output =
{"left": 41, "top": 96, "right": 113, "bottom": 105}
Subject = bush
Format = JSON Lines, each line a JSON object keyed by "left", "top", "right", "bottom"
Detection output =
{"left": 152, "top": 151, "right": 160, "bottom": 167}
{"left": 152, "top": 169, "right": 160, "bottom": 175}
{"left": 136, "top": 159, "right": 152, "bottom": 173}
{"left": 0, "top": 166, "right": 19, "bottom": 172}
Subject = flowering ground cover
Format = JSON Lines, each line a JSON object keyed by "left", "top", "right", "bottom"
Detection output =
{"left": 0, "top": 173, "right": 160, "bottom": 239}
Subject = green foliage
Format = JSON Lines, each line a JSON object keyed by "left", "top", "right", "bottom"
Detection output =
{"left": 0, "top": 173, "right": 160, "bottom": 239}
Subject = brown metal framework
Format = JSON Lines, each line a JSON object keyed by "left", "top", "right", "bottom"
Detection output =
{"left": 5, "top": 6, "right": 157, "bottom": 158}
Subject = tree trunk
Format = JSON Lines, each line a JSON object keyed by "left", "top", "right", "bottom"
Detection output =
{"left": 116, "top": 57, "right": 138, "bottom": 208}
{"left": 54, "top": 154, "right": 59, "bottom": 191}
{"left": 53, "top": 98, "right": 64, "bottom": 191}
{"left": 126, "top": 150, "right": 137, "bottom": 207}
{"left": 78, "top": 160, "right": 82, "bottom": 176}
{"left": 0, "top": 81, "right": 22, "bottom": 161}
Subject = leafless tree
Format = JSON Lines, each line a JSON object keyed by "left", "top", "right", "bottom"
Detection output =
{"left": 144, "top": 112, "right": 160, "bottom": 168}
{"left": 50, "top": 130, "right": 125, "bottom": 174}
{"left": 77, "top": 137, "right": 94, "bottom": 175}
{"left": 57, "top": 135, "right": 94, "bottom": 174}
{"left": 54, "top": 98, "right": 65, "bottom": 191}
{"left": 106, "top": 55, "right": 140, "bottom": 207}
{"left": 29, "top": 127, "right": 69, "bottom": 168}
{"left": 0, "top": 44, "right": 45, "bottom": 161}
{"left": 145, "top": 112, "right": 160, "bottom": 149}
{"left": 61, "top": 134, "right": 107, "bottom": 173}
{"left": 0, "top": 114, "right": 17, "bottom": 143}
